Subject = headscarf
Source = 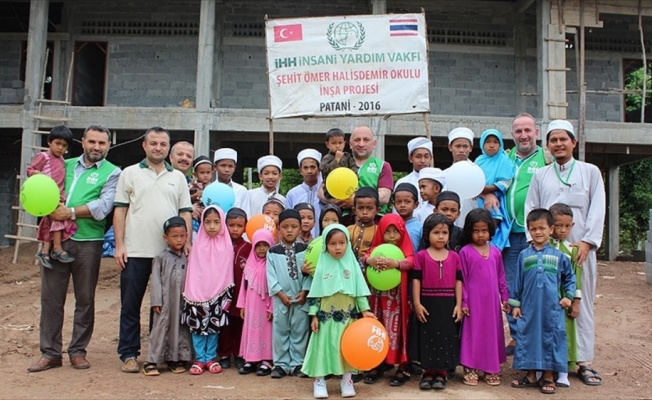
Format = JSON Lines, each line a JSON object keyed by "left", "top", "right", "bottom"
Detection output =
{"left": 243, "top": 229, "right": 275, "bottom": 299}
{"left": 319, "top": 204, "right": 342, "bottom": 232}
{"left": 475, "top": 129, "right": 516, "bottom": 185}
{"left": 307, "top": 224, "right": 371, "bottom": 299}
{"left": 184, "top": 205, "right": 234, "bottom": 303}
{"left": 368, "top": 213, "right": 414, "bottom": 260}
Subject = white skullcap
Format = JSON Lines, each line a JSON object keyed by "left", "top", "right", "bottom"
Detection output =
{"left": 297, "top": 148, "right": 322, "bottom": 166}
{"left": 418, "top": 167, "right": 446, "bottom": 187}
{"left": 546, "top": 119, "right": 575, "bottom": 139}
{"left": 448, "top": 127, "right": 474, "bottom": 145}
{"left": 214, "top": 148, "right": 238, "bottom": 163}
{"left": 257, "top": 155, "right": 282, "bottom": 172}
{"left": 407, "top": 137, "right": 433, "bottom": 156}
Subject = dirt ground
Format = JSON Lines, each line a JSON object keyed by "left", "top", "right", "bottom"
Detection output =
{"left": 0, "top": 243, "right": 650, "bottom": 399}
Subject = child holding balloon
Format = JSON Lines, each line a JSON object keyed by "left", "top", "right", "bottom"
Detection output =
{"left": 181, "top": 205, "right": 234, "bottom": 375}
{"left": 409, "top": 214, "right": 463, "bottom": 390}
{"left": 458, "top": 209, "right": 510, "bottom": 386}
{"left": 27, "top": 125, "right": 76, "bottom": 268}
{"left": 302, "top": 224, "right": 374, "bottom": 399}
{"left": 361, "top": 213, "right": 414, "bottom": 386}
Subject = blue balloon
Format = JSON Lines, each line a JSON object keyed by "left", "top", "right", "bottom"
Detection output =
{"left": 201, "top": 182, "right": 235, "bottom": 212}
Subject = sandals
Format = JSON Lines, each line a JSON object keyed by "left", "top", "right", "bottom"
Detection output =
{"left": 578, "top": 365, "right": 603, "bottom": 386}
{"left": 511, "top": 375, "right": 539, "bottom": 388}
{"left": 389, "top": 370, "right": 410, "bottom": 387}
{"left": 363, "top": 368, "right": 383, "bottom": 384}
{"left": 36, "top": 252, "right": 53, "bottom": 269}
{"left": 483, "top": 373, "right": 501, "bottom": 386}
{"left": 540, "top": 379, "right": 557, "bottom": 394}
{"left": 142, "top": 362, "right": 160, "bottom": 376}
{"left": 50, "top": 249, "right": 75, "bottom": 263}
{"left": 167, "top": 361, "right": 186, "bottom": 374}
{"left": 419, "top": 373, "right": 434, "bottom": 390}
{"left": 189, "top": 362, "right": 205, "bottom": 375}
{"left": 463, "top": 369, "right": 479, "bottom": 386}
{"left": 432, "top": 374, "right": 447, "bottom": 390}
{"left": 205, "top": 360, "right": 223, "bottom": 374}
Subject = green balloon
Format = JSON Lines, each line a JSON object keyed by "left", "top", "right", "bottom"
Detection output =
{"left": 366, "top": 243, "right": 404, "bottom": 291}
{"left": 20, "top": 174, "right": 60, "bottom": 217}
{"left": 305, "top": 236, "right": 322, "bottom": 275}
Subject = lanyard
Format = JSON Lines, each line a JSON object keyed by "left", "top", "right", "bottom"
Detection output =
{"left": 553, "top": 159, "right": 576, "bottom": 187}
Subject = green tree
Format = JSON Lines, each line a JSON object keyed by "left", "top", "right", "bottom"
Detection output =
{"left": 625, "top": 65, "right": 652, "bottom": 113}
{"left": 619, "top": 159, "right": 652, "bottom": 254}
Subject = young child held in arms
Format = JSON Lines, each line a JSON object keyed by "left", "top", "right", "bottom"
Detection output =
{"left": 415, "top": 167, "right": 446, "bottom": 223}
{"left": 301, "top": 224, "right": 374, "bottom": 398}
{"left": 474, "top": 129, "right": 515, "bottom": 250}
{"left": 393, "top": 183, "right": 421, "bottom": 254}
{"left": 143, "top": 216, "right": 192, "bottom": 376}
{"left": 320, "top": 128, "right": 358, "bottom": 199}
{"left": 188, "top": 156, "right": 213, "bottom": 234}
{"left": 509, "top": 208, "right": 576, "bottom": 395}
{"left": 236, "top": 229, "right": 275, "bottom": 375}
{"left": 361, "top": 214, "right": 414, "bottom": 386}
{"left": 182, "top": 206, "right": 234, "bottom": 375}
{"left": 409, "top": 214, "right": 463, "bottom": 390}
{"left": 219, "top": 208, "right": 252, "bottom": 369}
{"left": 266, "top": 210, "right": 312, "bottom": 378}
{"left": 548, "top": 203, "right": 582, "bottom": 388}
{"left": 434, "top": 191, "right": 463, "bottom": 252}
{"left": 458, "top": 209, "right": 510, "bottom": 386}
{"left": 347, "top": 187, "right": 380, "bottom": 260}
{"left": 28, "top": 125, "right": 76, "bottom": 268}
{"left": 294, "top": 203, "right": 316, "bottom": 244}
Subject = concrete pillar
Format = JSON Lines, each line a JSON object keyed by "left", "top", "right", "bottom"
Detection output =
{"left": 514, "top": 13, "right": 527, "bottom": 112}
{"left": 370, "top": 0, "right": 386, "bottom": 160}
{"left": 537, "top": 0, "right": 567, "bottom": 121}
{"left": 607, "top": 164, "right": 620, "bottom": 261}
{"left": 536, "top": 0, "right": 550, "bottom": 122}
{"left": 194, "top": 0, "right": 216, "bottom": 157}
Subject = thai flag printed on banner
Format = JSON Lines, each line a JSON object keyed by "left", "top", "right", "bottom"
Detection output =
{"left": 274, "top": 24, "right": 303, "bottom": 42}
{"left": 389, "top": 18, "right": 418, "bottom": 37}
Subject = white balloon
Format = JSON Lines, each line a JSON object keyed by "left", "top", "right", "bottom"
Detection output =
{"left": 444, "top": 160, "right": 486, "bottom": 199}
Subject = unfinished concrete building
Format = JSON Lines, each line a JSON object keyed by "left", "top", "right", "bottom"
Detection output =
{"left": 1, "top": 0, "right": 651, "bottom": 259}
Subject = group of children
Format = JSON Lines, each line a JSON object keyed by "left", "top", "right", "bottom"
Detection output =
{"left": 145, "top": 177, "right": 580, "bottom": 399}
{"left": 28, "top": 125, "right": 582, "bottom": 397}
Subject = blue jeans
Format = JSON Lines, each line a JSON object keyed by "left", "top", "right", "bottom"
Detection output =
{"left": 502, "top": 232, "right": 528, "bottom": 339}
{"left": 192, "top": 333, "right": 218, "bottom": 363}
{"left": 117, "top": 257, "right": 152, "bottom": 360}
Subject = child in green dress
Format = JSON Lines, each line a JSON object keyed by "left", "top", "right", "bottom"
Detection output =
{"left": 301, "top": 224, "right": 375, "bottom": 399}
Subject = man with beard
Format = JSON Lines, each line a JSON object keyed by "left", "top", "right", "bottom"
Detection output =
{"left": 28, "top": 125, "right": 121, "bottom": 372}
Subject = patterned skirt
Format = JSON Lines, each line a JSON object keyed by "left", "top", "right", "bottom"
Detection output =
{"left": 181, "top": 289, "right": 232, "bottom": 335}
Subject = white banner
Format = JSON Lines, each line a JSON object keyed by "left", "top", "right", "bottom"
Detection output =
{"left": 266, "top": 13, "right": 430, "bottom": 119}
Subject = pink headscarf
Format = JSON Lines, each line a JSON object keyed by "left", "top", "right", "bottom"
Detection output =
{"left": 243, "top": 229, "right": 275, "bottom": 299}
{"left": 183, "top": 205, "right": 234, "bottom": 303}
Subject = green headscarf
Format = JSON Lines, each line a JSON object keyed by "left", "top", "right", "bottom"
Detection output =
{"left": 307, "top": 224, "right": 371, "bottom": 299}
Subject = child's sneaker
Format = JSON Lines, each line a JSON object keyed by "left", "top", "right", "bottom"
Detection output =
{"left": 341, "top": 375, "right": 356, "bottom": 397}
{"left": 314, "top": 377, "right": 329, "bottom": 399}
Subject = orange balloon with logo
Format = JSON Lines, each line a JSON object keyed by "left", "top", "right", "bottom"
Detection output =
{"left": 246, "top": 214, "right": 277, "bottom": 240}
{"left": 340, "top": 318, "right": 389, "bottom": 371}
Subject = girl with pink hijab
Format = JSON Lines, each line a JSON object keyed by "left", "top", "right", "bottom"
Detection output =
{"left": 181, "top": 205, "right": 234, "bottom": 375}
{"left": 236, "top": 229, "right": 276, "bottom": 375}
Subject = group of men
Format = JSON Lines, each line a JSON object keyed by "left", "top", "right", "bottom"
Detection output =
{"left": 26, "top": 115, "right": 605, "bottom": 386}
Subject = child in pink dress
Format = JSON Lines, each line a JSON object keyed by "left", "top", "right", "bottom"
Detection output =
{"left": 236, "top": 229, "right": 275, "bottom": 375}
{"left": 26, "top": 126, "right": 76, "bottom": 268}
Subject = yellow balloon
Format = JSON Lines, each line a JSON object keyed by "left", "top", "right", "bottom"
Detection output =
{"left": 326, "top": 167, "right": 358, "bottom": 200}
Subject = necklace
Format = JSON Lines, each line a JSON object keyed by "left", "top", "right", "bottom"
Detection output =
{"left": 474, "top": 244, "right": 490, "bottom": 259}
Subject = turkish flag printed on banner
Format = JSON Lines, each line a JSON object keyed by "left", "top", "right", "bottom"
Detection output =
{"left": 274, "top": 24, "right": 303, "bottom": 42}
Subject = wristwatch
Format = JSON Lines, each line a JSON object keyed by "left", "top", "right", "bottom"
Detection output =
{"left": 70, "top": 207, "right": 76, "bottom": 220}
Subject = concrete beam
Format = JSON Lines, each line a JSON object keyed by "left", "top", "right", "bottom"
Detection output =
{"left": 607, "top": 164, "right": 619, "bottom": 261}
{"left": 599, "top": 0, "right": 652, "bottom": 17}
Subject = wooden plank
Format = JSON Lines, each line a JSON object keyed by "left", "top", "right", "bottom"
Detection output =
{"left": 4, "top": 235, "right": 39, "bottom": 242}
{"left": 16, "top": 222, "right": 39, "bottom": 229}
{"left": 37, "top": 99, "right": 70, "bottom": 105}
{"left": 552, "top": 0, "right": 604, "bottom": 28}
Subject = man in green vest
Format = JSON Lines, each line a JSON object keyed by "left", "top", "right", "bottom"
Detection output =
{"left": 482, "top": 113, "right": 548, "bottom": 354}
{"left": 318, "top": 125, "right": 394, "bottom": 224}
{"left": 28, "top": 125, "right": 121, "bottom": 372}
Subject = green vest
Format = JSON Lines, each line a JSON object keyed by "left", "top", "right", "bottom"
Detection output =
{"left": 65, "top": 158, "right": 119, "bottom": 241}
{"left": 358, "top": 156, "right": 390, "bottom": 215}
{"left": 506, "top": 147, "right": 546, "bottom": 233}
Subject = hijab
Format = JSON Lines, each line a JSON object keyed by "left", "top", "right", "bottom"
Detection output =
{"left": 475, "top": 129, "right": 516, "bottom": 185}
{"left": 307, "top": 224, "right": 371, "bottom": 299}
{"left": 368, "top": 213, "right": 414, "bottom": 259}
{"left": 243, "top": 229, "right": 276, "bottom": 299}
{"left": 184, "top": 205, "right": 234, "bottom": 303}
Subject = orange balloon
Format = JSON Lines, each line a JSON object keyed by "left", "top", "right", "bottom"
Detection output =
{"left": 340, "top": 318, "right": 389, "bottom": 371}
{"left": 246, "top": 214, "right": 277, "bottom": 240}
